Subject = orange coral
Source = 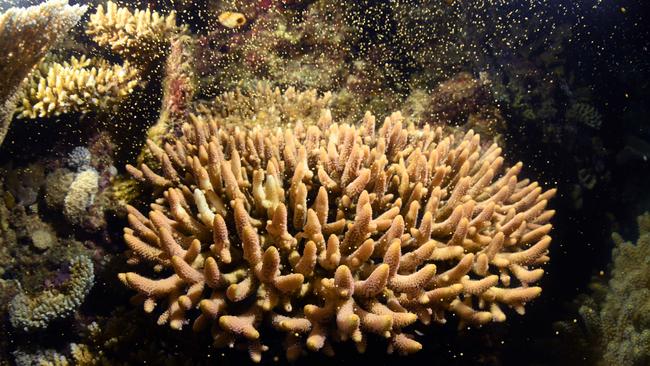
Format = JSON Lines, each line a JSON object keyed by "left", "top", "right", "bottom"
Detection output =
{"left": 121, "top": 108, "right": 555, "bottom": 361}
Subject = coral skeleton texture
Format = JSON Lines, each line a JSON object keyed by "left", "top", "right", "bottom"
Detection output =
{"left": 122, "top": 106, "right": 555, "bottom": 361}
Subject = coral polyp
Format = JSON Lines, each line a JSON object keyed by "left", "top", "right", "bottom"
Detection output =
{"left": 121, "top": 106, "right": 555, "bottom": 361}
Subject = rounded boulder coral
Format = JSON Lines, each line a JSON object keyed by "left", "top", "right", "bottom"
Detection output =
{"left": 63, "top": 169, "right": 99, "bottom": 226}
{"left": 122, "top": 109, "right": 556, "bottom": 361}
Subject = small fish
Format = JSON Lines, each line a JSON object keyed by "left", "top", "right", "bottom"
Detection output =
{"left": 218, "top": 11, "right": 246, "bottom": 29}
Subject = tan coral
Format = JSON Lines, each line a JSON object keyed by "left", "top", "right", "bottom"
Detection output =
{"left": 15, "top": 56, "right": 140, "bottom": 119}
{"left": 0, "top": 0, "right": 87, "bottom": 145}
{"left": 122, "top": 108, "right": 555, "bottom": 361}
{"left": 193, "top": 81, "right": 333, "bottom": 129}
{"left": 86, "top": 1, "right": 187, "bottom": 66}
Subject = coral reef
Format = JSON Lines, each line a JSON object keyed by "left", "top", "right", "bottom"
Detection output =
{"left": 39, "top": 136, "right": 120, "bottom": 232}
{"left": 408, "top": 72, "right": 493, "bottom": 125}
{"left": 9, "top": 255, "right": 95, "bottom": 332}
{"left": 143, "top": 33, "right": 198, "bottom": 151}
{"left": 4, "top": 164, "right": 46, "bottom": 207}
{"left": 565, "top": 102, "right": 603, "bottom": 130}
{"left": 86, "top": 1, "right": 188, "bottom": 67}
{"left": 122, "top": 106, "right": 555, "bottom": 361}
{"left": 15, "top": 56, "right": 141, "bottom": 120}
{"left": 15, "top": 56, "right": 140, "bottom": 120}
{"left": 13, "top": 348, "right": 69, "bottom": 366}
{"left": 195, "top": 0, "right": 356, "bottom": 96}
{"left": 67, "top": 147, "right": 92, "bottom": 171}
{"left": 159, "top": 34, "right": 197, "bottom": 128}
{"left": 194, "top": 82, "right": 333, "bottom": 129}
{"left": 0, "top": 156, "right": 106, "bottom": 363}
{"left": 0, "top": 279, "right": 19, "bottom": 361}
{"left": 63, "top": 169, "right": 100, "bottom": 227}
{"left": 0, "top": 0, "right": 87, "bottom": 145}
{"left": 558, "top": 213, "right": 650, "bottom": 366}
{"left": 12, "top": 343, "right": 99, "bottom": 366}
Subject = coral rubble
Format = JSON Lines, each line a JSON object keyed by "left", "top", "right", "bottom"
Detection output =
{"left": 122, "top": 105, "right": 555, "bottom": 361}
{"left": 0, "top": 0, "right": 87, "bottom": 145}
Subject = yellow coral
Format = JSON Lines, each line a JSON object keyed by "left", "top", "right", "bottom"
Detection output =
{"left": 86, "top": 1, "right": 187, "bottom": 65}
{"left": 69, "top": 343, "right": 99, "bottom": 366}
{"left": 122, "top": 106, "right": 555, "bottom": 361}
{"left": 15, "top": 56, "right": 140, "bottom": 119}
{"left": 0, "top": 0, "right": 87, "bottom": 144}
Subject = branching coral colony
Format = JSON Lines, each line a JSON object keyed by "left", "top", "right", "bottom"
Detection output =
{"left": 122, "top": 108, "right": 556, "bottom": 361}
{"left": 0, "top": 0, "right": 556, "bottom": 362}
{"left": 15, "top": 56, "right": 140, "bottom": 119}
{"left": 11, "top": 1, "right": 188, "bottom": 123}
{"left": 0, "top": 0, "right": 87, "bottom": 145}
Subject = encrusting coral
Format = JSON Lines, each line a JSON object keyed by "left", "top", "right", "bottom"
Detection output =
{"left": 9, "top": 255, "right": 95, "bottom": 332}
{"left": 15, "top": 56, "right": 140, "bottom": 119}
{"left": 86, "top": 1, "right": 188, "bottom": 67}
{"left": 0, "top": 0, "right": 87, "bottom": 145}
{"left": 121, "top": 104, "right": 556, "bottom": 361}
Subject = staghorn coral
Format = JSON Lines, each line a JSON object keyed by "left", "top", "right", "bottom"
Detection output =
{"left": 0, "top": 0, "right": 87, "bottom": 145}
{"left": 9, "top": 255, "right": 95, "bottom": 332}
{"left": 122, "top": 107, "right": 556, "bottom": 361}
{"left": 86, "top": 1, "right": 187, "bottom": 67}
{"left": 15, "top": 56, "right": 141, "bottom": 120}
